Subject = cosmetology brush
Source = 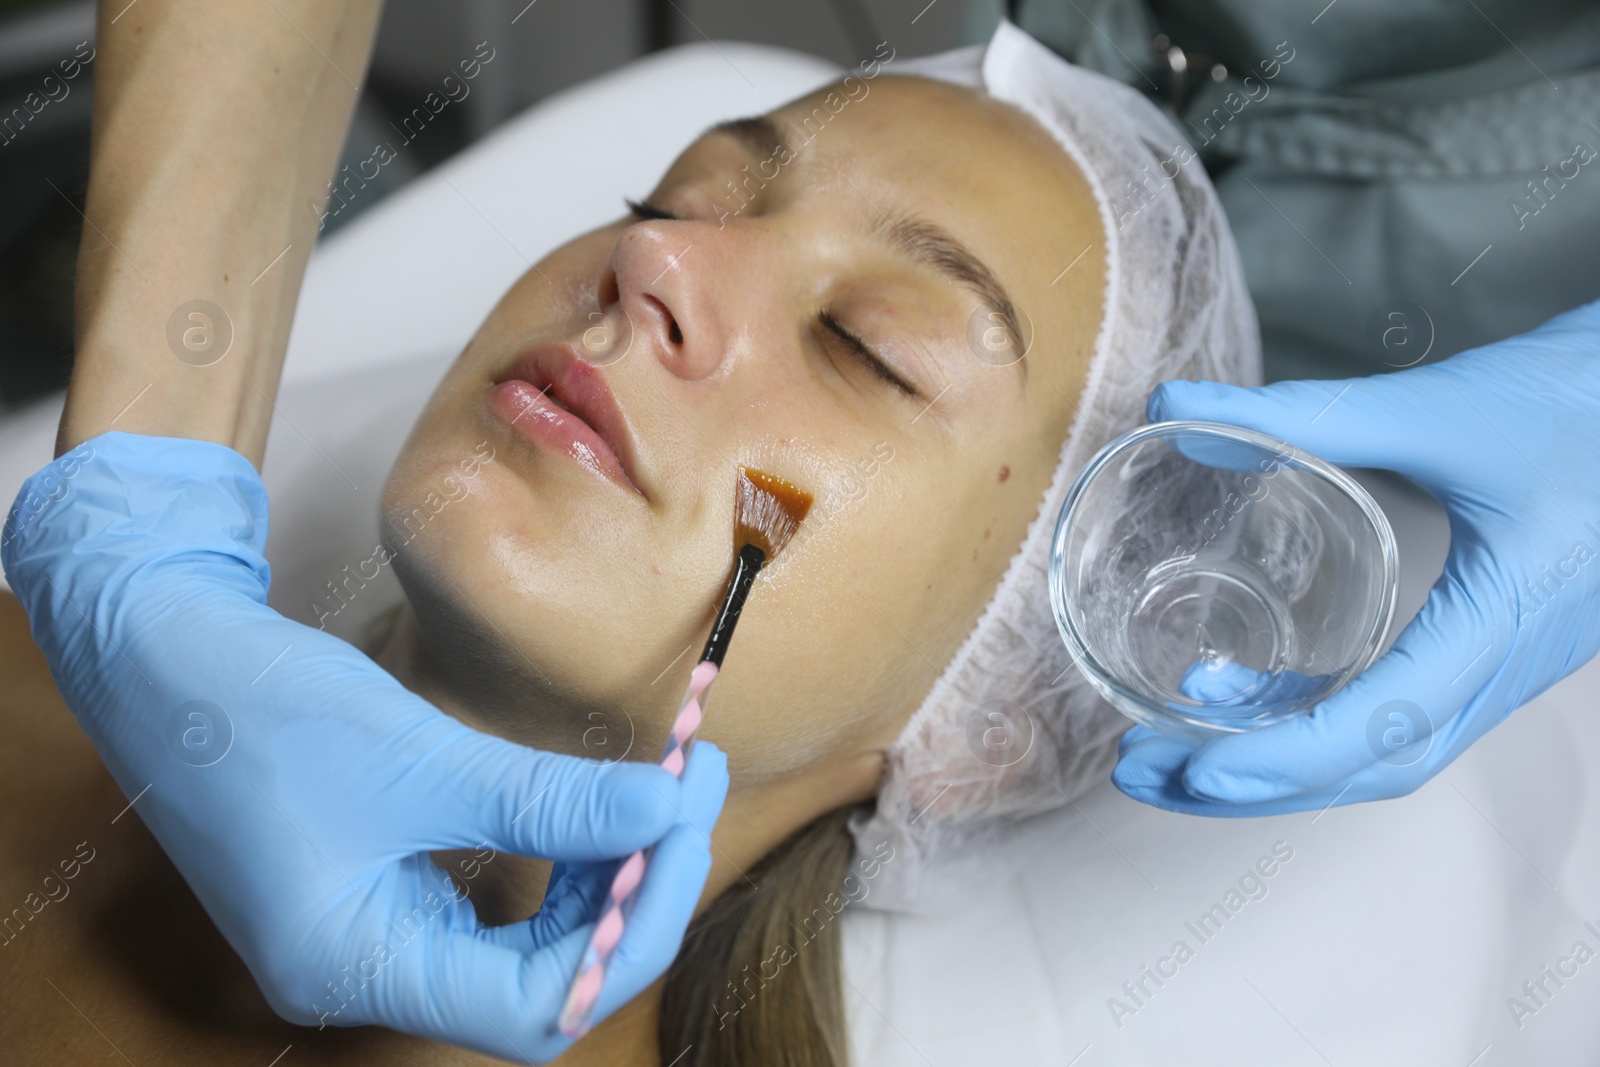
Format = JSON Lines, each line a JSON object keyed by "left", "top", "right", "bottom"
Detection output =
{"left": 558, "top": 466, "right": 813, "bottom": 1038}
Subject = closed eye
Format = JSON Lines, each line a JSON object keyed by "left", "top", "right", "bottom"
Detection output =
{"left": 627, "top": 198, "right": 920, "bottom": 401}
{"left": 625, "top": 197, "right": 680, "bottom": 221}
{"left": 819, "top": 310, "right": 920, "bottom": 399}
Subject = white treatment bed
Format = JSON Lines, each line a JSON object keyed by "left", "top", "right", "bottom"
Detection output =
{"left": 2, "top": 40, "right": 1598, "bottom": 1066}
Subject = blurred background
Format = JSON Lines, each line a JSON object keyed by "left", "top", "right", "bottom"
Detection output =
{"left": 0, "top": 0, "right": 973, "bottom": 412}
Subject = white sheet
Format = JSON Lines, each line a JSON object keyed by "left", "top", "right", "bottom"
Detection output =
{"left": 3, "top": 40, "right": 1597, "bottom": 1066}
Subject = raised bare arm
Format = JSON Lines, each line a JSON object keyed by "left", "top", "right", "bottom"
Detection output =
{"left": 59, "top": 0, "right": 384, "bottom": 465}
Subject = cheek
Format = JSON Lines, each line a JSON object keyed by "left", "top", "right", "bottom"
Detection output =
{"left": 458, "top": 226, "right": 625, "bottom": 352}
{"left": 829, "top": 448, "right": 1041, "bottom": 658}
{"left": 703, "top": 451, "right": 1021, "bottom": 776}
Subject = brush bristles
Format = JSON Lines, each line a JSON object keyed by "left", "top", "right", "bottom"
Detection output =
{"left": 734, "top": 467, "right": 812, "bottom": 561}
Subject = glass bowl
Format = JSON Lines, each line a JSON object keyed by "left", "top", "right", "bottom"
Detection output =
{"left": 1048, "top": 420, "right": 1398, "bottom": 741}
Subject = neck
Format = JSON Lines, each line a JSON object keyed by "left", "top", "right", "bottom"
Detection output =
{"left": 374, "top": 602, "right": 882, "bottom": 1064}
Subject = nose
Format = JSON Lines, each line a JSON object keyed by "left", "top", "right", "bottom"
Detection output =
{"left": 599, "top": 223, "right": 728, "bottom": 382}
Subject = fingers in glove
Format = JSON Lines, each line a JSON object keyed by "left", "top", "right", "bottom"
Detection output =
{"left": 1174, "top": 565, "right": 1503, "bottom": 805}
{"left": 1114, "top": 730, "right": 1430, "bottom": 817}
{"left": 409, "top": 723, "right": 685, "bottom": 862}
{"left": 582, "top": 740, "right": 728, "bottom": 1021}
{"left": 1147, "top": 374, "right": 1462, "bottom": 492}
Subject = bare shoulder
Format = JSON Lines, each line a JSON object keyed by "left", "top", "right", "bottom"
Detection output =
{"left": 0, "top": 591, "right": 482, "bottom": 1066}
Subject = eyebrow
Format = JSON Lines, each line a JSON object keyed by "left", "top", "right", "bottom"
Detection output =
{"left": 704, "top": 115, "right": 788, "bottom": 161}
{"left": 704, "top": 115, "right": 1029, "bottom": 375}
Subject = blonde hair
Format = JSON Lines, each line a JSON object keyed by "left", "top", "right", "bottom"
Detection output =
{"left": 660, "top": 803, "right": 868, "bottom": 1066}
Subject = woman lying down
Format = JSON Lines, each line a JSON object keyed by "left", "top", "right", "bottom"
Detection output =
{"left": 0, "top": 22, "right": 1255, "bottom": 1067}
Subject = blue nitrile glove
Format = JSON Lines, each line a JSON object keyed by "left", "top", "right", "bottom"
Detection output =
{"left": 1115, "top": 298, "right": 1600, "bottom": 816}
{"left": 1, "top": 431, "right": 728, "bottom": 1062}
{"left": 1173, "top": 659, "right": 1330, "bottom": 716}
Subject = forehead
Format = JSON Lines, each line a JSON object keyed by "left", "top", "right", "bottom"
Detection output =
{"left": 762, "top": 75, "right": 1107, "bottom": 416}
{"left": 774, "top": 76, "right": 1065, "bottom": 171}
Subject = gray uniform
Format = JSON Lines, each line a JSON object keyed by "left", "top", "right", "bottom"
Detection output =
{"left": 963, "top": 0, "right": 1600, "bottom": 381}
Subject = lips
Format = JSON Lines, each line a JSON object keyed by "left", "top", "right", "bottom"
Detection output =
{"left": 490, "top": 342, "right": 643, "bottom": 495}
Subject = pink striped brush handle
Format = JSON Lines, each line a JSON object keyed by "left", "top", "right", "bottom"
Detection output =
{"left": 557, "top": 659, "right": 719, "bottom": 1038}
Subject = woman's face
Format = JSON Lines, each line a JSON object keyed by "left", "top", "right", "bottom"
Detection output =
{"left": 381, "top": 75, "right": 1105, "bottom": 784}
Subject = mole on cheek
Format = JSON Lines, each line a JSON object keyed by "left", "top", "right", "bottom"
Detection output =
{"left": 998, "top": 464, "right": 1010, "bottom": 483}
